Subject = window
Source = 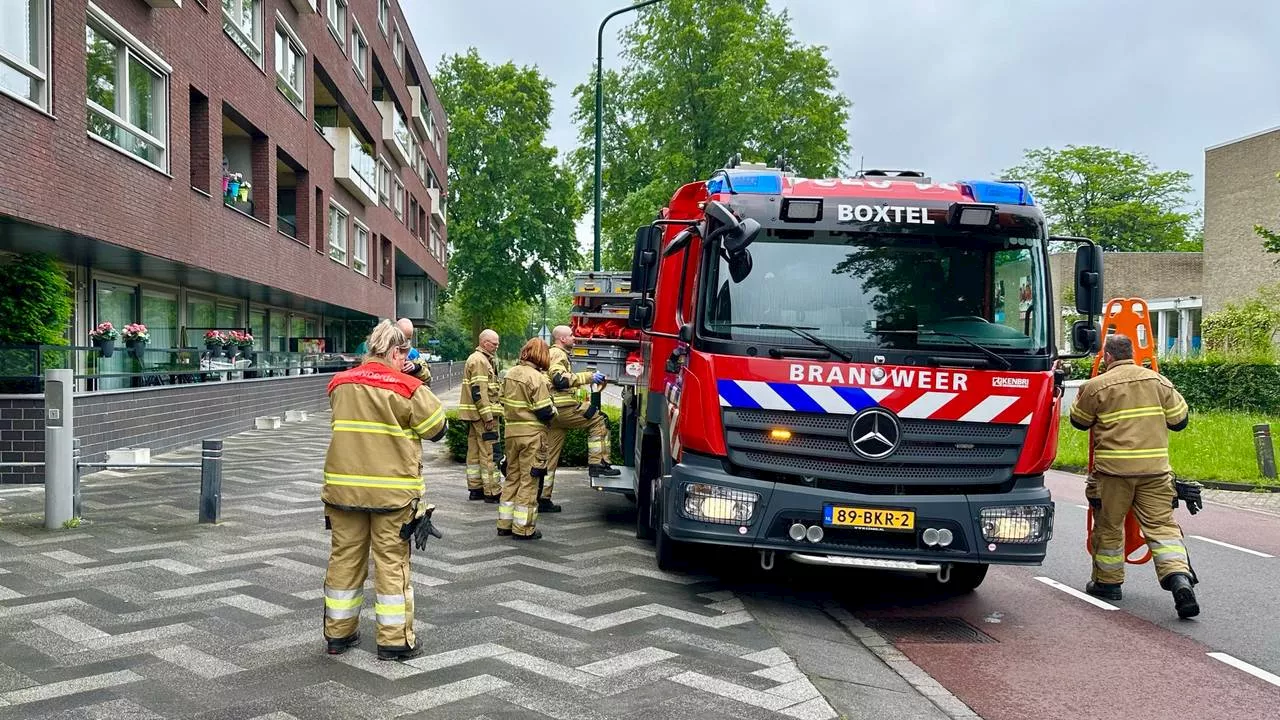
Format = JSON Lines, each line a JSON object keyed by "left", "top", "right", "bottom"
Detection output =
{"left": 393, "top": 175, "right": 404, "bottom": 221}
{"left": 392, "top": 24, "right": 404, "bottom": 72}
{"left": 350, "top": 21, "right": 368, "bottom": 85}
{"left": 352, "top": 220, "right": 369, "bottom": 275}
{"left": 378, "top": 0, "right": 389, "bottom": 35}
{"left": 326, "top": 0, "right": 347, "bottom": 49}
{"left": 86, "top": 7, "right": 171, "bottom": 171}
{"left": 274, "top": 15, "right": 306, "bottom": 113}
{"left": 328, "top": 201, "right": 349, "bottom": 264}
{"left": 377, "top": 156, "right": 392, "bottom": 206}
{"left": 0, "top": 0, "right": 50, "bottom": 109}
{"left": 222, "top": 0, "right": 262, "bottom": 65}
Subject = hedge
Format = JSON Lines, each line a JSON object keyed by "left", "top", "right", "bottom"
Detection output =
{"left": 1065, "top": 355, "right": 1280, "bottom": 415}
{"left": 445, "top": 406, "right": 624, "bottom": 467}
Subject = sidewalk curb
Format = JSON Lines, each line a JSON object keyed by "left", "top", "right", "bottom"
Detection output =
{"left": 821, "top": 603, "right": 984, "bottom": 720}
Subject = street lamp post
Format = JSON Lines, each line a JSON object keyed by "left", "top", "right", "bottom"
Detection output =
{"left": 594, "top": 0, "right": 666, "bottom": 272}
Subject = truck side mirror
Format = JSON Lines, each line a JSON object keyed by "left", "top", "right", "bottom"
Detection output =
{"left": 1073, "top": 243, "right": 1104, "bottom": 316}
{"left": 1071, "top": 319, "right": 1100, "bottom": 354}
{"left": 628, "top": 297, "right": 654, "bottom": 329}
{"left": 631, "top": 225, "right": 661, "bottom": 293}
{"left": 728, "top": 250, "right": 753, "bottom": 283}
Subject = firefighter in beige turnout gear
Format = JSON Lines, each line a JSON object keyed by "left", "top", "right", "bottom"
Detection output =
{"left": 322, "top": 320, "right": 447, "bottom": 660}
{"left": 1069, "top": 333, "right": 1198, "bottom": 618}
{"left": 458, "top": 330, "right": 502, "bottom": 502}
{"left": 542, "top": 326, "right": 619, "bottom": 511}
{"left": 396, "top": 318, "right": 432, "bottom": 386}
{"left": 498, "top": 338, "right": 556, "bottom": 540}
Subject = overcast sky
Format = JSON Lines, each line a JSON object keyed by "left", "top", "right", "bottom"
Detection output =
{"left": 407, "top": 0, "right": 1280, "bottom": 244}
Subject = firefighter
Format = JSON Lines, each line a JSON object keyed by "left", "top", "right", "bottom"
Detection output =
{"left": 1069, "top": 333, "right": 1198, "bottom": 618}
{"left": 542, "top": 326, "right": 619, "bottom": 512}
{"left": 457, "top": 329, "right": 502, "bottom": 502}
{"left": 321, "top": 320, "right": 447, "bottom": 661}
{"left": 497, "top": 338, "right": 556, "bottom": 540}
{"left": 396, "top": 317, "right": 432, "bottom": 386}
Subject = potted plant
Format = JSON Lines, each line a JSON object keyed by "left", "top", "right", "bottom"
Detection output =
{"left": 204, "top": 329, "right": 227, "bottom": 353}
{"left": 90, "top": 322, "right": 119, "bottom": 358}
{"left": 121, "top": 323, "right": 150, "bottom": 359}
{"left": 227, "top": 173, "right": 241, "bottom": 201}
{"left": 238, "top": 180, "right": 251, "bottom": 203}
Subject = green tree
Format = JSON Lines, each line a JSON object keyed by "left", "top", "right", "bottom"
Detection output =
{"left": 572, "top": 0, "right": 852, "bottom": 269}
{"left": 1003, "top": 146, "right": 1199, "bottom": 252}
{"left": 435, "top": 49, "right": 584, "bottom": 337}
{"left": 0, "top": 254, "right": 72, "bottom": 345}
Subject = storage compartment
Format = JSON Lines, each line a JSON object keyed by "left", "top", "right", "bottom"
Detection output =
{"left": 569, "top": 343, "right": 642, "bottom": 385}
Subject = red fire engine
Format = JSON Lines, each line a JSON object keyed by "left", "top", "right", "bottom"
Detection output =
{"left": 571, "top": 159, "right": 1104, "bottom": 592}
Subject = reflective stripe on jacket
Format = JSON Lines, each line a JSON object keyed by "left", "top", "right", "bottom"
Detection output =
{"left": 457, "top": 349, "right": 501, "bottom": 422}
{"left": 322, "top": 360, "right": 447, "bottom": 510}
{"left": 502, "top": 361, "right": 556, "bottom": 438}
{"left": 1068, "top": 359, "right": 1189, "bottom": 477}
{"left": 547, "top": 345, "right": 594, "bottom": 407}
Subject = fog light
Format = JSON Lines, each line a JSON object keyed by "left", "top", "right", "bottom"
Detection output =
{"left": 937, "top": 528, "right": 954, "bottom": 547}
{"left": 805, "top": 525, "right": 824, "bottom": 543}
{"left": 980, "top": 505, "right": 1053, "bottom": 544}
{"left": 682, "top": 483, "right": 759, "bottom": 525}
{"left": 922, "top": 528, "right": 940, "bottom": 546}
{"left": 768, "top": 428, "right": 793, "bottom": 441}
{"left": 789, "top": 523, "right": 807, "bottom": 541}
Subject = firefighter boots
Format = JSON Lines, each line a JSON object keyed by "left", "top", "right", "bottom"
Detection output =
{"left": 468, "top": 488, "right": 485, "bottom": 501}
{"left": 377, "top": 639, "right": 425, "bottom": 662}
{"left": 325, "top": 631, "right": 360, "bottom": 655}
{"left": 1165, "top": 573, "right": 1200, "bottom": 619}
{"left": 1085, "top": 580, "right": 1122, "bottom": 601}
{"left": 589, "top": 462, "right": 621, "bottom": 477}
{"left": 538, "top": 498, "right": 562, "bottom": 513}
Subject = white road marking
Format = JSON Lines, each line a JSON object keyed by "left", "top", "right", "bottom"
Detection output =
{"left": 1207, "top": 652, "right": 1280, "bottom": 688}
{"left": 1033, "top": 576, "right": 1118, "bottom": 610}
{"left": 1189, "top": 535, "right": 1274, "bottom": 558}
{"left": 1072, "top": 504, "right": 1089, "bottom": 510}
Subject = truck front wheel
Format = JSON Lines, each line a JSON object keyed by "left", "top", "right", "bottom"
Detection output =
{"left": 938, "top": 563, "right": 989, "bottom": 594}
{"left": 653, "top": 478, "right": 683, "bottom": 571}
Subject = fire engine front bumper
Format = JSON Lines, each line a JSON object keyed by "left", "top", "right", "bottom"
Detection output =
{"left": 661, "top": 453, "right": 1054, "bottom": 567}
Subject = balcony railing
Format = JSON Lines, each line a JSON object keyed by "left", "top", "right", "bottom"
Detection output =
{"left": 409, "top": 85, "right": 429, "bottom": 138}
{"left": 427, "top": 187, "right": 446, "bottom": 224}
{"left": 324, "top": 126, "right": 378, "bottom": 207}
{"left": 377, "top": 100, "right": 413, "bottom": 167}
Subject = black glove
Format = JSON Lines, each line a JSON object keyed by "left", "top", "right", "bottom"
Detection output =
{"left": 1174, "top": 479, "right": 1203, "bottom": 515}
{"left": 399, "top": 504, "right": 443, "bottom": 549}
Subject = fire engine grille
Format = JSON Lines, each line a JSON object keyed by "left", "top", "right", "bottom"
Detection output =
{"left": 722, "top": 409, "right": 1027, "bottom": 489}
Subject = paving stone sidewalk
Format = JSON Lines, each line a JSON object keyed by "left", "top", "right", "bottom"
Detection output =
{"left": 0, "top": 382, "right": 958, "bottom": 720}
{"left": 1202, "top": 488, "right": 1280, "bottom": 516}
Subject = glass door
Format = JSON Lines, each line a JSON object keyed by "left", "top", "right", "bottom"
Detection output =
{"left": 95, "top": 281, "right": 137, "bottom": 390}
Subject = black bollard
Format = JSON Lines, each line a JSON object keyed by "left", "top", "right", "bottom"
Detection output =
{"left": 1254, "top": 424, "right": 1277, "bottom": 480}
{"left": 200, "top": 439, "right": 224, "bottom": 524}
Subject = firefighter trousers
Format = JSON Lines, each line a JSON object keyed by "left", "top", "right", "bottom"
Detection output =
{"left": 465, "top": 421, "right": 500, "bottom": 496}
{"left": 544, "top": 402, "right": 609, "bottom": 500}
{"left": 323, "top": 504, "right": 416, "bottom": 649}
{"left": 498, "top": 434, "right": 546, "bottom": 536}
{"left": 1091, "top": 472, "right": 1192, "bottom": 586}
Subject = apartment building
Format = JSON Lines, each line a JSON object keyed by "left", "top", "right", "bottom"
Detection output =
{"left": 0, "top": 0, "right": 448, "bottom": 356}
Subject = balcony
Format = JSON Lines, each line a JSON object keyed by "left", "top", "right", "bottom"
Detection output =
{"left": 143, "top": 0, "right": 181, "bottom": 7}
{"left": 376, "top": 100, "right": 413, "bottom": 167}
{"left": 289, "top": 0, "right": 318, "bottom": 13}
{"left": 427, "top": 187, "right": 446, "bottom": 225}
{"left": 324, "top": 126, "right": 378, "bottom": 207}
{"left": 409, "top": 86, "right": 429, "bottom": 138}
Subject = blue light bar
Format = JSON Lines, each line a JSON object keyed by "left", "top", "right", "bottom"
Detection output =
{"left": 961, "top": 180, "right": 1035, "bottom": 206}
{"left": 706, "top": 170, "right": 784, "bottom": 195}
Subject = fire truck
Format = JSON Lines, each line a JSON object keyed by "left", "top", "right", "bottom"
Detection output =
{"left": 570, "top": 159, "right": 1105, "bottom": 592}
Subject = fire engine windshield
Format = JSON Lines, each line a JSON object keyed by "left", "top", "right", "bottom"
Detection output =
{"left": 701, "top": 231, "right": 1049, "bottom": 355}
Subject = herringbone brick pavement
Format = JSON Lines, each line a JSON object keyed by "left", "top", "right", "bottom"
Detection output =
{"left": 0, "top": 385, "right": 842, "bottom": 720}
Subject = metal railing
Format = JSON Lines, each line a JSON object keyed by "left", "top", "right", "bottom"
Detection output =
{"left": 0, "top": 344, "right": 359, "bottom": 392}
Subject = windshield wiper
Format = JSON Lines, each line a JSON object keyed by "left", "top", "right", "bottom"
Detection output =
{"left": 723, "top": 323, "right": 854, "bottom": 363}
{"left": 867, "top": 328, "right": 1012, "bottom": 370}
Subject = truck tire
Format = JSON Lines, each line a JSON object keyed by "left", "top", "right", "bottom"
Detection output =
{"left": 635, "top": 475, "right": 653, "bottom": 541}
{"left": 938, "top": 563, "right": 989, "bottom": 594}
{"left": 653, "top": 480, "right": 683, "bottom": 571}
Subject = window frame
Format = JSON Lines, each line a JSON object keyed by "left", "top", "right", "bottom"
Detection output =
{"left": 0, "top": 0, "right": 51, "bottom": 111}
{"left": 273, "top": 12, "right": 307, "bottom": 115}
{"left": 221, "top": 0, "right": 264, "bottom": 66}
{"left": 392, "top": 175, "right": 404, "bottom": 221}
{"left": 328, "top": 200, "right": 350, "bottom": 265}
{"left": 377, "top": 155, "right": 392, "bottom": 206}
{"left": 326, "top": 0, "right": 348, "bottom": 52}
{"left": 377, "top": 0, "right": 389, "bottom": 36}
{"left": 352, "top": 218, "right": 370, "bottom": 276}
{"left": 392, "top": 21, "right": 404, "bottom": 72}
{"left": 85, "top": 3, "right": 172, "bottom": 173}
{"left": 350, "top": 18, "right": 368, "bottom": 85}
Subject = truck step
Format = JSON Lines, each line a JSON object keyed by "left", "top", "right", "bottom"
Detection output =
{"left": 591, "top": 466, "right": 636, "bottom": 493}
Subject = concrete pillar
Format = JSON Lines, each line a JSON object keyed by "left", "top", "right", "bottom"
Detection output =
{"left": 43, "top": 369, "right": 74, "bottom": 529}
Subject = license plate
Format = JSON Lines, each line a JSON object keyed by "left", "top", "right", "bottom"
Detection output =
{"left": 824, "top": 505, "right": 915, "bottom": 531}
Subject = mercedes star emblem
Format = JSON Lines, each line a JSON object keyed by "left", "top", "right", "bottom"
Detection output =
{"left": 849, "top": 407, "right": 902, "bottom": 460}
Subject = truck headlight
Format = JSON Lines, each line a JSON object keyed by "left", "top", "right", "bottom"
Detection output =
{"left": 980, "top": 505, "right": 1053, "bottom": 544}
{"left": 682, "top": 483, "right": 759, "bottom": 525}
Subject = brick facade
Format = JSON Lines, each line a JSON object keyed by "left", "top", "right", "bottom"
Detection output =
{"left": 1049, "top": 251, "right": 1202, "bottom": 341}
{"left": 1204, "top": 126, "right": 1280, "bottom": 313}
{"left": 0, "top": 0, "right": 448, "bottom": 319}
